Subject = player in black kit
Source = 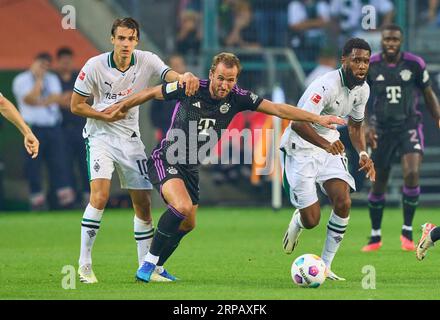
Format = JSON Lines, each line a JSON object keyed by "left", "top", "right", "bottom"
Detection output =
{"left": 107, "top": 52, "right": 346, "bottom": 282}
{"left": 362, "top": 25, "right": 440, "bottom": 252}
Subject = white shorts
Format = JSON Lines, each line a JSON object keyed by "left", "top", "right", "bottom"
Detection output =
{"left": 280, "top": 148, "right": 356, "bottom": 209}
{"left": 85, "top": 135, "right": 153, "bottom": 190}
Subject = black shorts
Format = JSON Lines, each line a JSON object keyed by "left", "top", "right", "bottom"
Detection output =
{"left": 147, "top": 150, "right": 199, "bottom": 205}
{"left": 372, "top": 126, "right": 424, "bottom": 170}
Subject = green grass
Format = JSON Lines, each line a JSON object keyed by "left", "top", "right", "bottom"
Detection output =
{"left": 0, "top": 206, "right": 439, "bottom": 300}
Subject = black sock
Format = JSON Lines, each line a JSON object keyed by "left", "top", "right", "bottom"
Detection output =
{"left": 402, "top": 186, "right": 420, "bottom": 240}
{"left": 149, "top": 205, "right": 185, "bottom": 257}
{"left": 157, "top": 230, "right": 189, "bottom": 267}
{"left": 368, "top": 192, "right": 385, "bottom": 242}
{"left": 368, "top": 236, "right": 381, "bottom": 244}
{"left": 430, "top": 227, "right": 440, "bottom": 243}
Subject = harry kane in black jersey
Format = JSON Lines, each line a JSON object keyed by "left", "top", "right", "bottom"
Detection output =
{"left": 107, "top": 52, "right": 346, "bottom": 283}
{"left": 362, "top": 25, "right": 440, "bottom": 252}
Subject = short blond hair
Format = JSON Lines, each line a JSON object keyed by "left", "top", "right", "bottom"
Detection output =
{"left": 210, "top": 52, "right": 242, "bottom": 76}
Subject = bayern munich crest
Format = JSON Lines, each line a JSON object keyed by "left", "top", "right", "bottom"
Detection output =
{"left": 400, "top": 69, "right": 412, "bottom": 81}
{"left": 167, "top": 167, "right": 178, "bottom": 175}
{"left": 219, "top": 103, "right": 230, "bottom": 114}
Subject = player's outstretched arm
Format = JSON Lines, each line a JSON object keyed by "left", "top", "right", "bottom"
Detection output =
{"left": 348, "top": 118, "right": 375, "bottom": 181}
{"left": 0, "top": 95, "right": 39, "bottom": 158}
{"left": 119, "top": 85, "right": 164, "bottom": 112}
{"left": 423, "top": 86, "right": 440, "bottom": 128}
{"left": 256, "top": 99, "right": 345, "bottom": 129}
{"left": 100, "top": 85, "right": 164, "bottom": 119}
{"left": 291, "top": 121, "right": 345, "bottom": 155}
{"left": 71, "top": 92, "right": 126, "bottom": 122}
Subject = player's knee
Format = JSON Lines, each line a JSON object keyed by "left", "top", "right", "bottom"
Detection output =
{"left": 90, "top": 190, "right": 109, "bottom": 209}
{"left": 180, "top": 218, "right": 196, "bottom": 232}
{"left": 333, "top": 196, "right": 351, "bottom": 213}
{"left": 172, "top": 201, "right": 193, "bottom": 217}
{"left": 403, "top": 171, "right": 419, "bottom": 185}
{"left": 302, "top": 215, "right": 320, "bottom": 229}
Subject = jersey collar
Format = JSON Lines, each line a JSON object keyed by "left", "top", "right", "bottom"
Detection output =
{"left": 108, "top": 51, "right": 136, "bottom": 71}
{"left": 338, "top": 68, "right": 347, "bottom": 88}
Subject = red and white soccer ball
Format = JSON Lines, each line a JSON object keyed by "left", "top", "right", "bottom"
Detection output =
{"left": 291, "top": 254, "right": 327, "bottom": 288}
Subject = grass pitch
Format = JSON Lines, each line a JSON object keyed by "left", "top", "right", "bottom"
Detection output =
{"left": 0, "top": 206, "right": 439, "bottom": 300}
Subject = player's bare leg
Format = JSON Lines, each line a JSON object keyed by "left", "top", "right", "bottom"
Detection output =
{"left": 129, "top": 189, "right": 154, "bottom": 268}
{"left": 362, "top": 168, "right": 389, "bottom": 252}
{"left": 283, "top": 202, "right": 321, "bottom": 254}
{"left": 400, "top": 153, "right": 422, "bottom": 251}
{"left": 78, "top": 179, "right": 111, "bottom": 283}
{"left": 137, "top": 178, "right": 193, "bottom": 282}
{"left": 322, "top": 179, "right": 351, "bottom": 281}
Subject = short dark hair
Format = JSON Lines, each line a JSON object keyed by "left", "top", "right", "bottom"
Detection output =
{"left": 382, "top": 24, "right": 403, "bottom": 34}
{"left": 342, "top": 38, "right": 371, "bottom": 57}
{"left": 56, "top": 47, "right": 74, "bottom": 59}
{"left": 111, "top": 17, "right": 140, "bottom": 40}
{"left": 35, "top": 52, "right": 52, "bottom": 63}
{"left": 210, "top": 52, "right": 242, "bottom": 76}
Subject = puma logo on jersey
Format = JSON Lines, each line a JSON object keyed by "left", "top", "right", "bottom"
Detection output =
{"left": 192, "top": 101, "right": 201, "bottom": 108}
{"left": 105, "top": 81, "right": 113, "bottom": 88}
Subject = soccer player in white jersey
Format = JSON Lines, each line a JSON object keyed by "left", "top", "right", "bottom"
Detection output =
{"left": 70, "top": 17, "right": 199, "bottom": 283}
{"left": 280, "top": 38, "right": 376, "bottom": 280}
{"left": 0, "top": 92, "right": 39, "bottom": 158}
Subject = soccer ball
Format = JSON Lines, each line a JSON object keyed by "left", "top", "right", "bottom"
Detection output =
{"left": 291, "top": 254, "right": 326, "bottom": 288}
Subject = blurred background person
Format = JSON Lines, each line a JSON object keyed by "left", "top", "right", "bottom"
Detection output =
{"left": 224, "top": 0, "right": 260, "bottom": 49}
{"left": 176, "top": 9, "right": 202, "bottom": 62}
{"left": 329, "top": 0, "right": 394, "bottom": 51}
{"left": 288, "top": 0, "right": 331, "bottom": 73}
{"left": 54, "top": 47, "right": 90, "bottom": 208}
{"left": 12, "top": 52, "right": 75, "bottom": 210}
{"left": 305, "top": 46, "right": 338, "bottom": 87}
{"left": 250, "top": 0, "right": 290, "bottom": 47}
{"left": 428, "top": 0, "right": 440, "bottom": 26}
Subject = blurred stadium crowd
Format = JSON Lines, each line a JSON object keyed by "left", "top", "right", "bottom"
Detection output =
{"left": 0, "top": 0, "right": 439, "bottom": 210}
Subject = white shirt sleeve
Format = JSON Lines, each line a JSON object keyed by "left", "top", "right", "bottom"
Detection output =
{"left": 298, "top": 81, "right": 332, "bottom": 115}
{"left": 288, "top": 2, "right": 306, "bottom": 26}
{"left": 74, "top": 59, "right": 95, "bottom": 97}
{"left": 144, "top": 52, "right": 171, "bottom": 81}
{"left": 349, "top": 84, "right": 369, "bottom": 122}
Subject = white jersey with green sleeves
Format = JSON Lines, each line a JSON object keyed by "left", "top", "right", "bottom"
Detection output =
{"left": 280, "top": 68, "right": 370, "bottom": 154}
{"left": 74, "top": 49, "right": 170, "bottom": 140}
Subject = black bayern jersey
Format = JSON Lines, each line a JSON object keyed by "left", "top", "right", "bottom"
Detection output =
{"left": 151, "top": 79, "right": 263, "bottom": 165}
{"left": 367, "top": 52, "right": 431, "bottom": 130}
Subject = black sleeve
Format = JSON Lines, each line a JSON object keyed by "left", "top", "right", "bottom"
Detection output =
{"left": 415, "top": 61, "right": 431, "bottom": 91}
{"left": 161, "top": 81, "right": 186, "bottom": 101}
{"left": 234, "top": 88, "right": 264, "bottom": 112}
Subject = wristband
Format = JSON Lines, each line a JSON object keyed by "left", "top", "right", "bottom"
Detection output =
{"left": 359, "top": 151, "right": 369, "bottom": 158}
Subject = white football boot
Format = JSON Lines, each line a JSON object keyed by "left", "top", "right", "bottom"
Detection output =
{"left": 325, "top": 268, "right": 346, "bottom": 281}
{"left": 283, "top": 209, "right": 303, "bottom": 254}
{"left": 78, "top": 264, "right": 98, "bottom": 284}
